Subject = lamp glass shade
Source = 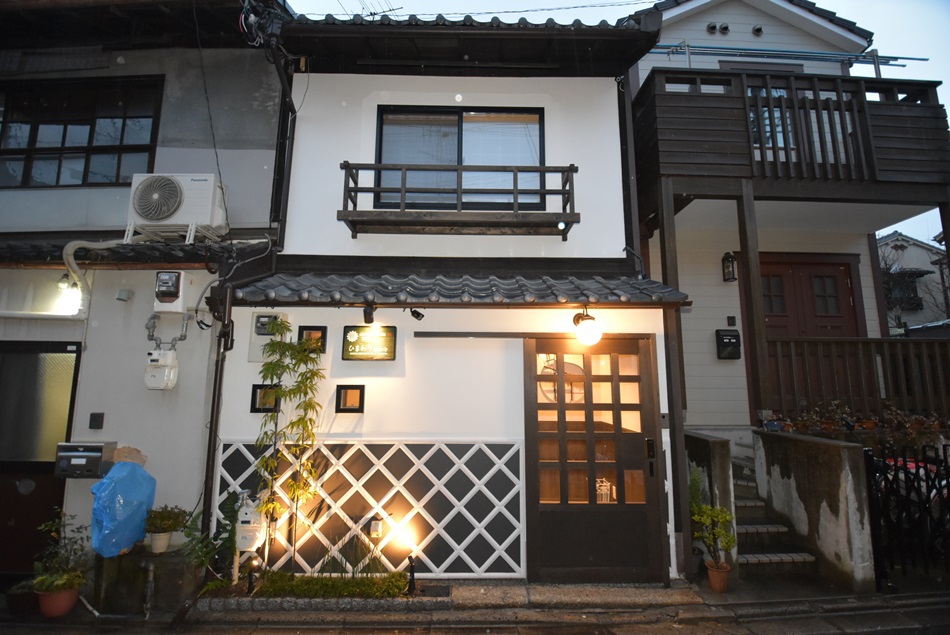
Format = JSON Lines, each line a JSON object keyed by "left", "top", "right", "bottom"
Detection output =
{"left": 574, "top": 313, "right": 602, "bottom": 346}
{"left": 721, "top": 253, "right": 738, "bottom": 282}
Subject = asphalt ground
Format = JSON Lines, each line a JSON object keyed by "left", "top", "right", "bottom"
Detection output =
{"left": 4, "top": 569, "right": 950, "bottom": 633}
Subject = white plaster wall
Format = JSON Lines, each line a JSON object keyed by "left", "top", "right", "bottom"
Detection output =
{"left": 284, "top": 74, "right": 628, "bottom": 258}
{"left": 53, "top": 269, "right": 217, "bottom": 526}
{"left": 637, "top": 0, "right": 864, "bottom": 81}
{"left": 649, "top": 200, "right": 882, "bottom": 428}
{"left": 220, "top": 307, "right": 668, "bottom": 442}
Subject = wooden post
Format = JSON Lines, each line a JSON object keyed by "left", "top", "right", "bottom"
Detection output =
{"left": 736, "top": 179, "right": 769, "bottom": 421}
{"left": 658, "top": 176, "right": 691, "bottom": 581}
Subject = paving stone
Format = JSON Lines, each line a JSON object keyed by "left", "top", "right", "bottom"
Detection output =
{"left": 824, "top": 610, "right": 922, "bottom": 632}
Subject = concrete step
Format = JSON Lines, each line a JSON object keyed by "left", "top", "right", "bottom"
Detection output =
{"left": 736, "top": 523, "right": 799, "bottom": 552}
{"left": 734, "top": 497, "right": 770, "bottom": 522}
{"left": 731, "top": 457, "right": 756, "bottom": 482}
{"left": 733, "top": 477, "right": 757, "bottom": 498}
{"left": 737, "top": 551, "right": 818, "bottom": 577}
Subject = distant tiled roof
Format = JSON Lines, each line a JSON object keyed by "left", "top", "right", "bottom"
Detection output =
{"left": 637, "top": 0, "right": 873, "bottom": 45}
{"left": 0, "top": 238, "right": 266, "bottom": 266}
{"left": 233, "top": 271, "right": 687, "bottom": 307}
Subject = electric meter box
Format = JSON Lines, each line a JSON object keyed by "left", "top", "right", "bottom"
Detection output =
{"left": 235, "top": 498, "right": 266, "bottom": 552}
{"left": 248, "top": 312, "right": 286, "bottom": 362}
{"left": 54, "top": 442, "right": 117, "bottom": 478}
{"left": 154, "top": 271, "right": 191, "bottom": 313}
{"left": 145, "top": 349, "right": 179, "bottom": 390}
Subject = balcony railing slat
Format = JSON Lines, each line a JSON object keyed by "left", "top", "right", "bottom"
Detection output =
{"left": 766, "top": 337, "right": 950, "bottom": 418}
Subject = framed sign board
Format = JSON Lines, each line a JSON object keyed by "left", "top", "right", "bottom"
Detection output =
{"left": 342, "top": 326, "right": 396, "bottom": 361}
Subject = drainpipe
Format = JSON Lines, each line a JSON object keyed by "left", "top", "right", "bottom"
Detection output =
{"left": 267, "top": 41, "right": 297, "bottom": 252}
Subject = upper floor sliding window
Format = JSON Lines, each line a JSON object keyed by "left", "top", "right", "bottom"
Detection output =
{"left": 376, "top": 106, "right": 544, "bottom": 210}
{"left": 0, "top": 77, "right": 162, "bottom": 188}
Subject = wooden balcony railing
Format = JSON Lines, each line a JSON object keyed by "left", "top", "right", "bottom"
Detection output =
{"left": 632, "top": 69, "right": 950, "bottom": 208}
{"left": 766, "top": 337, "right": 950, "bottom": 419}
{"left": 337, "top": 162, "right": 580, "bottom": 239}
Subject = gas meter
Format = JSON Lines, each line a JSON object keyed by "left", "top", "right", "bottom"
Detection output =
{"left": 235, "top": 491, "right": 266, "bottom": 552}
{"left": 145, "top": 349, "right": 178, "bottom": 390}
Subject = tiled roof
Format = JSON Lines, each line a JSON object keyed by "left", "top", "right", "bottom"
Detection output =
{"left": 0, "top": 238, "right": 266, "bottom": 266}
{"left": 233, "top": 271, "right": 687, "bottom": 307}
{"left": 637, "top": 0, "right": 873, "bottom": 44}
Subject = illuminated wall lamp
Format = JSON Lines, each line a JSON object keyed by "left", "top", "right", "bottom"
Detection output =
{"left": 722, "top": 252, "right": 738, "bottom": 282}
{"left": 573, "top": 307, "right": 602, "bottom": 346}
{"left": 369, "top": 515, "right": 383, "bottom": 539}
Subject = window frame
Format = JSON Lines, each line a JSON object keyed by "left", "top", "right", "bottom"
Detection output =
{"left": 373, "top": 105, "right": 546, "bottom": 211}
{"left": 0, "top": 76, "right": 163, "bottom": 189}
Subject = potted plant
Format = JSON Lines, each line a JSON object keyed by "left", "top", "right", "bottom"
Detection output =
{"left": 145, "top": 505, "right": 190, "bottom": 553}
{"left": 692, "top": 502, "right": 736, "bottom": 593}
{"left": 32, "top": 511, "right": 90, "bottom": 618}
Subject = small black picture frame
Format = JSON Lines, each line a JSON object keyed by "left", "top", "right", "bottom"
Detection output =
{"left": 297, "top": 325, "right": 327, "bottom": 353}
{"left": 250, "top": 384, "right": 280, "bottom": 413}
{"left": 335, "top": 385, "right": 365, "bottom": 413}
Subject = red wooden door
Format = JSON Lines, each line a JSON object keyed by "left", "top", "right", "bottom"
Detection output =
{"left": 761, "top": 261, "right": 859, "bottom": 337}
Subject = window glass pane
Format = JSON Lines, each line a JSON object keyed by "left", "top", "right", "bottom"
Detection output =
{"left": 538, "top": 438, "right": 559, "bottom": 461}
{"left": 29, "top": 157, "right": 59, "bottom": 186}
{"left": 2, "top": 122, "right": 31, "bottom": 149}
{"left": 593, "top": 438, "right": 615, "bottom": 462}
{"left": 537, "top": 410, "right": 558, "bottom": 432}
{"left": 93, "top": 117, "right": 122, "bottom": 145}
{"left": 596, "top": 469, "right": 617, "bottom": 504}
{"left": 618, "top": 354, "right": 639, "bottom": 375}
{"left": 566, "top": 439, "right": 587, "bottom": 462}
{"left": 539, "top": 468, "right": 560, "bottom": 503}
{"left": 0, "top": 157, "right": 24, "bottom": 186}
{"left": 590, "top": 382, "right": 612, "bottom": 403}
{"left": 564, "top": 410, "right": 585, "bottom": 432}
{"left": 462, "top": 111, "right": 540, "bottom": 204}
{"left": 567, "top": 468, "right": 588, "bottom": 503}
{"left": 592, "top": 410, "right": 613, "bottom": 428}
{"left": 123, "top": 117, "right": 152, "bottom": 145}
{"left": 87, "top": 153, "right": 118, "bottom": 183}
{"left": 624, "top": 470, "right": 647, "bottom": 504}
{"left": 35, "top": 124, "right": 64, "bottom": 148}
{"left": 620, "top": 410, "right": 641, "bottom": 433}
{"left": 119, "top": 152, "right": 148, "bottom": 182}
{"left": 380, "top": 112, "right": 457, "bottom": 204}
{"left": 619, "top": 382, "right": 640, "bottom": 404}
{"left": 64, "top": 124, "right": 90, "bottom": 147}
{"left": 590, "top": 355, "right": 611, "bottom": 375}
{"left": 59, "top": 154, "right": 85, "bottom": 185}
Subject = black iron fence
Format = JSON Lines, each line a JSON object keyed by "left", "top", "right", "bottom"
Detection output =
{"left": 865, "top": 444, "right": 950, "bottom": 589}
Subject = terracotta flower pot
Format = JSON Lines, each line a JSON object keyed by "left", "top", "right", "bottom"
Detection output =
{"left": 36, "top": 588, "right": 79, "bottom": 618}
{"left": 705, "top": 561, "right": 731, "bottom": 593}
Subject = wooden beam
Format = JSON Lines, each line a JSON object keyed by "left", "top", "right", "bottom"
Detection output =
{"left": 736, "top": 179, "right": 769, "bottom": 421}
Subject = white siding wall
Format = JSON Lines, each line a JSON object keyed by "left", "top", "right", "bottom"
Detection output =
{"left": 637, "top": 0, "right": 858, "bottom": 81}
{"left": 284, "top": 74, "right": 627, "bottom": 258}
{"left": 220, "top": 307, "right": 668, "bottom": 442}
{"left": 649, "top": 201, "right": 881, "bottom": 428}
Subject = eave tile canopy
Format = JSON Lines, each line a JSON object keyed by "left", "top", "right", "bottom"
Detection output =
{"left": 233, "top": 271, "right": 688, "bottom": 307}
{"left": 279, "top": 10, "right": 663, "bottom": 77}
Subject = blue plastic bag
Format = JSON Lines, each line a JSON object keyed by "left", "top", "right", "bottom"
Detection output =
{"left": 90, "top": 462, "right": 156, "bottom": 558}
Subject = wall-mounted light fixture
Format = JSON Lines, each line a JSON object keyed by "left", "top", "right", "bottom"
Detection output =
{"left": 409, "top": 308, "right": 425, "bottom": 321}
{"left": 573, "top": 307, "right": 602, "bottom": 346}
{"left": 363, "top": 304, "right": 376, "bottom": 324}
{"left": 369, "top": 515, "right": 383, "bottom": 539}
{"left": 721, "top": 252, "right": 738, "bottom": 282}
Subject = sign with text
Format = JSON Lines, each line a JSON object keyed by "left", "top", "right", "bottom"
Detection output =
{"left": 342, "top": 326, "right": 397, "bottom": 361}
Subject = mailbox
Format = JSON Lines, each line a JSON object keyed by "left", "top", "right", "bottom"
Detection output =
{"left": 715, "top": 329, "right": 741, "bottom": 360}
{"left": 54, "top": 442, "right": 116, "bottom": 478}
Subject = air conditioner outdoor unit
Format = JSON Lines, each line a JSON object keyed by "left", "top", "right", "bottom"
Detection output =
{"left": 125, "top": 173, "right": 228, "bottom": 243}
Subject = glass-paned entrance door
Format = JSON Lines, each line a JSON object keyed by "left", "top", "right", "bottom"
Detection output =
{"left": 524, "top": 337, "right": 664, "bottom": 583}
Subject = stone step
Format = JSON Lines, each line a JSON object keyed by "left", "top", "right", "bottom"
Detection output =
{"left": 737, "top": 551, "right": 818, "bottom": 577}
{"left": 736, "top": 523, "right": 797, "bottom": 551}
{"left": 734, "top": 497, "right": 770, "bottom": 522}
{"left": 731, "top": 457, "right": 756, "bottom": 482}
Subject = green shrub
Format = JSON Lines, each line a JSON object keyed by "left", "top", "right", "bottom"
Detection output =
{"left": 257, "top": 570, "right": 408, "bottom": 598}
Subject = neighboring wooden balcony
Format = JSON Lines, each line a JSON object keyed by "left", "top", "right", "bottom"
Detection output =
{"left": 632, "top": 69, "right": 950, "bottom": 217}
{"left": 766, "top": 337, "right": 950, "bottom": 419}
{"left": 337, "top": 162, "right": 580, "bottom": 239}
